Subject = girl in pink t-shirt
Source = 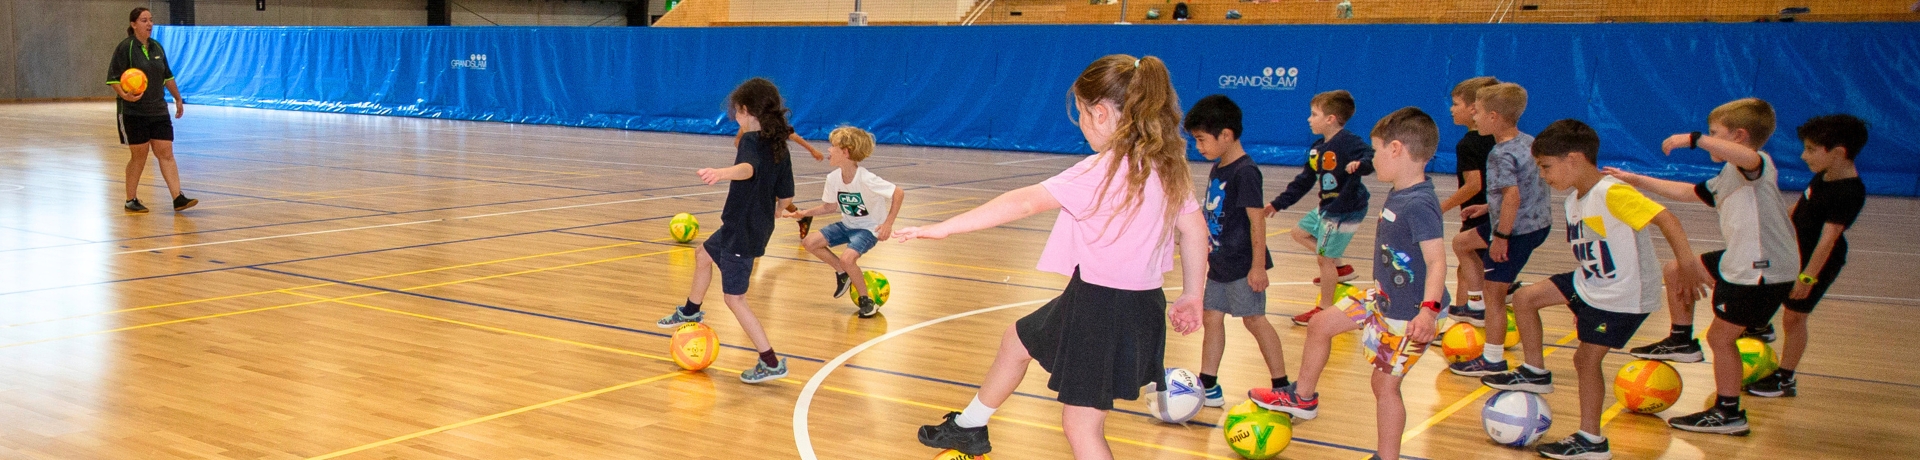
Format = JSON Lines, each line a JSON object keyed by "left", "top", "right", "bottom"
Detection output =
{"left": 898, "top": 55, "right": 1208, "bottom": 458}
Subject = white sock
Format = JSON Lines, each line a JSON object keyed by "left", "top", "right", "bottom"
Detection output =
{"left": 1577, "top": 430, "right": 1605, "bottom": 443}
{"left": 1467, "top": 291, "right": 1486, "bottom": 311}
{"left": 954, "top": 396, "right": 995, "bottom": 428}
{"left": 1483, "top": 343, "right": 1504, "bottom": 363}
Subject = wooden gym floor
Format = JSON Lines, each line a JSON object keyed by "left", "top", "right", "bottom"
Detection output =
{"left": 0, "top": 102, "right": 1916, "bottom": 459}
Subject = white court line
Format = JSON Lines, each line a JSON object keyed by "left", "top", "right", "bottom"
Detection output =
{"left": 114, "top": 219, "right": 443, "bottom": 255}
{"left": 0, "top": 185, "right": 23, "bottom": 192}
{"left": 994, "top": 156, "right": 1069, "bottom": 166}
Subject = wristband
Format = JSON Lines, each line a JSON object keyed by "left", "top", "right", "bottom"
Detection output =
{"left": 1492, "top": 230, "right": 1513, "bottom": 240}
{"left": 1421, "top": 300, "right": 1443, "bottom": 313}
{"left": 1689, "top": 131, "right": 1703, "bottom": 150}
{"left": 1798, "top": 273, "right": 1818, "bottom": 285}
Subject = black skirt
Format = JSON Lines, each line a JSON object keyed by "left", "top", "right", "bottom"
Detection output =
{"left": 1016, "top": 268, "right": 1167, "bottom": 411}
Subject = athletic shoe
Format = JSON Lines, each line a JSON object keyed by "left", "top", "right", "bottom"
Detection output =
{"left": 834, "top": 272, "right": 852, "bottom": 298}
{"left": 1290, "top": 306, "right": 1324, "bottom": 326}
{"left": 1745, "top": 371, "right": 1796, "bottom": 398}
{"left": 1668, "top": 406, "right": 1750, "bottom": 435}
{"left": 1538, "top": 433, "right": 1612, "bottom": 460}
{"left": 1310, "top": 264, "right": 1358, "bottom": 284}
{"left": 798, "top": 215, "right": 813, "bottom": 238}
{"left": 1628, "top": 335, "right": 1705, "bottom": 362}
{"left": 856, "top": 296, "right": 879, "bottom": 318}
{"left": 172, "top": 194, "right": 198, "bottom": 211}
{"left": 1742, "top": 324, "right": 1776, "bottom": 343}
{"left": 655, "top": 308, "right": 704, "bottom": 329}
{"left": 1247, "top": 385, "right": 1318, "bottom": 420}
{"left": 124, "top": 199, "right": 149, "bottom": 213}
{"left": 1461, "top": 306, "right": 1487, "bottom": 327}
{"left": 1482, "top": 365, "right": 1555, "bottom": 394}
{"left": 918, "top": 411, "right": 992, "bottom": 455}
{"left": 1448, "top": 356, "right": 1509, "bottom": 377}
{"left": 740, "top": 357, "right": 789, "bottom": 384}
{"left": 1203, "top": 384, "right": 1225, "bottom": 408}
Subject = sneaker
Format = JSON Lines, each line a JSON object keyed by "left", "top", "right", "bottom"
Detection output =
{"left": 1291, "top": 306, "right": 1324, "bottom": 326}
{"left": 1449, "top": 356, "right": 1509, "bottom": 377}
{"left": 1311, "top": 265, "right": 1359, "bottom": 284}
{"left": 1668, "top": 406, "right": 1750, "bottom": 435}
{"left": 1628, "top": 335, "right": 1705, "bottom": 362}
{"left": 1247, "top": 385, "right": 1318, "bottom": 420}
{"left": 856, "top": 296, "right": 879, "bottom": 318}
{"left": 740, "top": 357, "right": 789, "bottom": 383}
{"left": 172, "top": 194, "right": 198, "bottom": 211}
{"left": 1537, "top": 433, "right": 1612, "bottom": 460}
{"left": 1482, "top": 365, "right": 1555, "bottom": 394}
{"left": 798, "top": 215, "right": 814, "bottom": 238}
{"left": 1743, "top": 324, "right": 1776, "bottom": 343}
{"left": 1203, "top": 384, "right": 1225, "bottom": 408}
{"left": 1745, "top": 371, "right": 1796, "bottom": 398}
{"left": 1461, "top": 306, "right": 1487, "bottom": 327}
{"left": 124, "top": 199, "right": 149, "bottom": 213}
{"left": 918, "top": 411, "right": 992, "bottom": 455}
{"left": 833, "top": 272, "right": 852, "bottom": 298}
{"left": 655, "top": 308, "right": 704, "bottom": 329}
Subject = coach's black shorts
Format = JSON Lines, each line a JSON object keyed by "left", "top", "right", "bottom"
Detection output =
{"left": 118, "top": 113, "right": 174, "bottom": 145}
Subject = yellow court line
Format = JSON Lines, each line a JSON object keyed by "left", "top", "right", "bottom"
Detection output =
{"left": 1396, "top": 332, "right": 1581, "bottom": 447}
{"left": 297, "top": 293, "right": 679, "bottom": 364}
{"left": 1267, "top": 228, "right": 1293, "bottom": 237}
{"left": 3, "top": 282, "right": 332, "bottom": 328}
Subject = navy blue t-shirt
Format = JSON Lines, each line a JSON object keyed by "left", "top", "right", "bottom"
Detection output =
{"left": 704, "top": 132, "right": 796, "bottom": 258}
{"left": 1206, "top": 156, "right": 1274, "bottom": 282}
{"left": 1272, "top": 128, "right": 1374, "bottom": 215}
{"left": 1373, "top": 179, "right": 1448, "bottom": 320}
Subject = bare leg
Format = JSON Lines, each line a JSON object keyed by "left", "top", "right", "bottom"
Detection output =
{"left": 1293, "top": 306, "right": 1361, "bottom": 396}
{"left": 1244, "top": 315, "right": 1289, "bottom": 380}
{"left": 803, "top": 232, "right": 843, "bottom": 273}
{"left": 1201, "top": 310, "right": 1227, "bottom": 376}
{"left": 1663, "top": 260, "right": 1694, "bottom": 329}
{"left": 976, "top": 324, "right": 1035, "bottom": 408}
{"left": 1780, "top": 309, "right": 1809, "bottom": 370}
{"left": 723, "top": 293, "right": 774, "bottom": 352}
{"left": 1315, "top": 256, "right": 1339, "bottom": 309}
{"left": 124, "top": 143, "right": 151, "bottom": 200}
{"left": 1485, "top": 280, "right": 1512, "bottom": 353}
{"left": 839, "top": 250, "right": 869, "bottom": 298}
{"left": 1371, "top": 369, "right": 1406, "bottom": 459}
{"left": 1454, "top": 231, "right": 1487, "bottom": 297}
{"left": 1510, "top": 282, "right": 1565, "bottom": 369}
{"left": 149, "top": 139, "right": 183, "bottom": 198}
{"left": 1061, "top": 405, "right": 1113, "bottom": 460}
{"left": 687, "top": 245, "right": 716, "bottom": 304}
{"left": 1574, "top": 343, "right": 1609, "bottom": 435}
{"left": 1707, "top": 318, "right": 1744, "bottom": 398}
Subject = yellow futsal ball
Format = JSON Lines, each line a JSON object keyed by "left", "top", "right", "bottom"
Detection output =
{"left": 120, "top": 68, "right": 148, "bottom": 96}
{"left": 669, "top": 213, "right": 699, "bottom": 243}
{"left": 670, "top": 323, "right": 718, "bottom": 371}
{"left": 932, "top": 449, "right": 988, "bottom": 460}
{"left": 852, "top": 269, "right": 890, "bottom": 307}
{"left": 1736, "top": 337, "right": 1778, "bottom": 386}
{"left": 1614, "top": 359, "right": 1683, "bottom": 414}
{"left": 1222, "top": 401, "right": 1292, "bottom": 459}
{"left": 1504, "top": 309, "right": 1519, "bottom": 348}
{"left": 1315, "top": 282, "right": 1360, "bottom": 306}
{"left": 1441, "top": 322, "right": 1485, "bottom": 364}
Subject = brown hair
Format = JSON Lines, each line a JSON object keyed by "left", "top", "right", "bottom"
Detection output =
{"left": 729, "top": 78, "right": 793, "bottom": 164}
{"left": 128, "top": 7, "right": 151, "bottom": 37}
{"left": 829, "top": 126, "right": 876, "bottom": 162}
{"left": 1709, "top": 98, "right": 1776, "bottom": 148}
{"left": 1310, "top": 89, "right": 1356, "bottom": 125}
{"left": 1371, "top": 107, "right": 1440, "bottom": 162}
{"left": 1071, "top": 54, "right": 1190, "bottom": 232}
{"left": 1475, "top": 83, "right": 1528, "bottom": 124}
{"left": 1451, "top": 76, "right": 1500, "bottom": 104}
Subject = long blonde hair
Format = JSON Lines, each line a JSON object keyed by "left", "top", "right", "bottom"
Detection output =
{"left": 1070, "top": 54, "right": 1191, "bottom": 234}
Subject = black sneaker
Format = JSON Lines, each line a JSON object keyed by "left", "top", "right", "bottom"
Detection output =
{"left": 1668, "top": 406, "right": 1750, "bottom": 436}
{"left": 834, "top": 272, "right": 852, "bottom": 299}
{"left": 172, "top": 194, "right": 198, "bottom": 211}
{"left": 1628, "top": 335, "right": 1705, "bottom": 362}
{"left": 1537, "top": 433, "right": 1611, "bottom": 460}
{"left": 1482, "top": 365, "right": 1554, "bottom": 394}
{"left": 1742, "top": 324, "right": 1776, "bottom": 343}
{"left": 856, "top": 296, "right": 879, "bottom": 318}
{"left": 124, "top": 199, "right": 149, "bottom": 213}
{"left": 918, "top": 411, "right": 991, "bottom": 455}
{"left": 1745, "top": 371, "right": 1796, "bottom": 398}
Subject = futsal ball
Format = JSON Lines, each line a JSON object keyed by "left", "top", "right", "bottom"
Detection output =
{"left": 1503, "top": 309, "right": 1519, "bottom": 348}
{"left": 1440, "top": 322, "right": 1485, "bottom": 364}
{"left": 1735, "top": 337, "right": 1779, "bottom": 385}
{"left": 851, "top": 270, "right": 890, "bottom": 307}
{"left": 1222, "top": 401, "right": 1292, "bottom": 459}
{"left": 932, "top": 449, "right": 988, "bottom": 460}
{"left": 668, "top": 213, "right": 699, "bottom": 243}
{"left": 1482, "top": 390, "right": 1552, "bottom": 447}
{"left": 1145, "top": 368, "right": 1204, "bottom": 424}
{"left": 1315, "top": 282, "right": 1360, "bottom": 306}
{"left": 1614, "top": 359, "right": 1683, "bottom": 414}
{"left": 120, "top": 68, "right": 148, "bottom": 96}
{"left": 670, "top": 323, "right": 719, "bottom": 371}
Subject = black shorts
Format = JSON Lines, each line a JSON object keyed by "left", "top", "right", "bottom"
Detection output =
{"left": 1460, "top": 213, "right": 1489, "bottom": 234}
{"left": 1783, "top": 257, "right": 1845, "bottom": 314}
{"left": 1701, "top": 251, "right": 1793, "bottom": 328}
{"left": 1548, "top": 273, "right": 1650, "bottom": 349}
{"left": 117, "top": 113, "right": 174, "bottom": 145}
{"left": 1015, "top": 268, "right": 1166, "bottom": 411}
{"left": 702, "top": 239, "right": 757, "bottom": 296}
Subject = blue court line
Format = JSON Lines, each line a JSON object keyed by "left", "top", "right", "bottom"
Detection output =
{"left": 1539, "top": 342, "right": 1920, "bottom": 390}
{"left": 0, "top": 224, "right": 97, "bottom": 244}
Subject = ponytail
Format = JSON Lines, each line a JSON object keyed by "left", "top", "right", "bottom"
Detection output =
{"left": 729, "top": 78, "right": 793, "bottom": 164}
{"left": 1072, "top": 55, "right": 1192, "bottom": 231}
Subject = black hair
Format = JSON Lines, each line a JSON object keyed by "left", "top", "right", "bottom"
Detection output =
{"left": 1532, "top": 118, "right": 1601, "bottom": 165}
{"left": 1796, "top": 114, "right": 1869, "bottom": 160}
{"left": 1183, "top": 94, "right": 1243, "bottom": 140}
{"left": 728, "top": 77, "right": 793, "bottom": 164}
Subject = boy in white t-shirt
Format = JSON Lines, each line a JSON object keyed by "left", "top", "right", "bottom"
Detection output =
{"left": 787, "top": 126, "right": 904, "bottom": 318}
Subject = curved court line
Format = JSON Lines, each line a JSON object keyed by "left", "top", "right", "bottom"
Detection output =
{"left": 0, "top": 184, "right": 23, "bottom": 192}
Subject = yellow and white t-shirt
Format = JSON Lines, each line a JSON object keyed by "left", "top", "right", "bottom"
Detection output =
{"left": 1564, "top": 177, "right": 1666, "bottom": 314}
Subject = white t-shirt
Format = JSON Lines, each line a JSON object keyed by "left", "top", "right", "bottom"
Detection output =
{"left": 822, "top": 167, "right": 897, "bottom": 231}
{"left": 1695, "top": 151, "right": 1800, "bottom": 285}
{"left": 1566, "top": 177, "right": 1667, "bottom": 314}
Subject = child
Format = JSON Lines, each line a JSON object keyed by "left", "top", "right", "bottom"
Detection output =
{"left": 656, "top": 77, "right": 799, "bottom": 384}
{"left": 1448, "top": 82, "right": 1553, "bottom": 378}
{"left": 1482, "top": 119, "right": 1712, "bottom": 459}
{"left": 1266, "top": 89, "right": 1374, "bottom": 326}
{"left": 785, "top": 126, "right": 903, "bottom": 318}
{"left": 1184, "top": 94, "right": 1289, "bottom": 407}
{"left": 737, "top": 125, "right": 824, "bottom": 237}
{"left": 908, "top": 55, "right": 1206, "bottom": 458}
{"left": 1441, "top": 76, "right": 1501, "bottom": 323}
{"left": 1250, "top": 107, "right": 1448, "bottom": 460}
{"left": 1609, "top": 98, "right": 1800, "bottom": 435}
{"left": 1746, "top": 114, "right": 1870, "bottom": 398}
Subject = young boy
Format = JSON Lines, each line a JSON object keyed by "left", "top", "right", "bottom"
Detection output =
{"left": 1482, "top": 119, "right": 1712, "bottom": 459}
{"left": 1609, "top": 98, "right": 1800, "bottom": 435}
{"left": 1746, "top": 114, "right": 1870, "bottom": 398}
{"left": 1448, "top": 83, "right": 1553, "bottom": 377}
{"left": 1441, "top": 76, "right": 1500, "bottom": 324}
{"left": 786, "top": 126, "right": 903, "bottom": 318}
{"left": 1266, "top": 89, "right": 1374, "bottom": 326}
{"left": 1250, "top": 107, "right": 1447, "bottom": 460}
{"left": 1185, "top": 95, "right": 1290, "bottom": 407}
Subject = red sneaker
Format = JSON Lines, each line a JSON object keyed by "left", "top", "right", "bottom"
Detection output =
{"left": 1248, "top": 386, "right": 1319, "bottom": 420}
{"left": 1291, "top": 306, "right": 1323, "bottom": 326}
{"left": 1311, "top": 265, "right": 1358, "bottom": 284}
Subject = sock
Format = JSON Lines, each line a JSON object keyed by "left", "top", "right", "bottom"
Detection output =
{"left": 1521, "top": 363, "right": 1547, "bottom": 374}
{"left": 1467, "top": 291, "right": 1486, "bottom": 311}
{"left": 1715, "top": 394, "right": 1740, "bottom": 411}
{"left": 1272, "top": 376, "right": 1291, "bottom": 389}
{"left": 759, "top": 349, "right": 780, "bottom": 368}
{"left": 955, "top": 396, "right": 995, "bottom": 428}
{"left": 1778, "top": 368, "right": 1795, "bottom": 380}
{"left": 1671, "top": 324, "right": 1693, "bottom": 340}
{"left": 680, "top": 299, "right": 701, "bottom": 316}
{"left": 1199, "top": 373, "right": 1219, "bottom": 389}
{"left": 1576, "top": 430, "right": 1604, "bottom": 443}
{"left": 1483, "top": 343, "right": 1505, "bottom": 363}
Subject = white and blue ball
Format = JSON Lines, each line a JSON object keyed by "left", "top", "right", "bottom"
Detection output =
{"left": 1145, "top": 368, "right": 1204, "bottom": 424}
{"left": 1482, "top": 390, "right": 1552, "bottom": 447}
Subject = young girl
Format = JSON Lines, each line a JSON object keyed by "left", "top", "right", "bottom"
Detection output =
{"left": 656, "top": 78, "right": 798, "bottom": 384}
{"left": 736, "top": 124, "right": 825, "bottom": 237}
{"left": 901, "top": 55, "right": 1207, "bottom": 458}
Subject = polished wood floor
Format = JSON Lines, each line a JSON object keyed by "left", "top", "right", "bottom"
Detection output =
{"left": 1, "top": 102, "right": 1917, "bottom": 459}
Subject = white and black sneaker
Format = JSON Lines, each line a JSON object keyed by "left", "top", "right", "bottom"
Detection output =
{"left": 1628, "top": 335, "right": 1705, "bottom": 362}
{"left": 1482, "top": 365, "right": 1554, "bottom": 394}
{"left": 1746, "top": 371, "right": 1796, "bottom": 397}
{"left": 833, "top": 272, "right": 851, "bottom": 298}
{"left": 1537, "top": 433, "right": 1611, "bottom": 460}
{"left": 856, "top": 296, "right": 880, "bottom": 318}
{"left": 1742, "top": 324, "right": 1776, "bottom": 343}
{"left": 1668, "top": 406, "right": 1751, "bottom": 436}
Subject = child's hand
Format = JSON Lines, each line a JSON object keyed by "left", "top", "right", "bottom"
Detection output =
{"left": 1674, "top": 258, "right": 1714, "bottom": 306}
{"left": 1247, "top": 268, "right": 1269, "bottom": 293}
{"left": 810, "top": 150, "right": 825, "bottom": 162}
{"left": 1660, "top": 133, "right": 1694, "bottom": 155}
{"left": 696, "top": 168, "right": 725, "bottom": 185}
{"left": 893, "top": 225, "right": 948, "bottom": 242}
{"left": 780, "top": 210, "right": 802, "bottom": 219}
{"left": 876, "top": 223, "right": 893, "bottom": 241}
{"left": 1461, "top": 204, "right": 1488, "bottom": 219}
{"left": 1408, "top": 309, "right": 1439, "bottom": 344}
{"left": 1345, "top": 161, "right": 1362, "bottom": 174}
{"left": 1262, "top": 204, "right": 1278, "bottom": 218}
{"left": 1168, "top": 292, "right": 1203, "bottom": 335}
{"left": 1489, "top": 236, "right": 1510, "bottom": 262}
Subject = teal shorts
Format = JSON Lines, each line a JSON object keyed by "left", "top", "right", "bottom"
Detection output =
{"left": 1298, "top": 209, "right": 1365, "bottom": 258}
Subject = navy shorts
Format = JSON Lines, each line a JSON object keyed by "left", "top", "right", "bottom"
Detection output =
{"left": 819, "top": 222, "right": 879, "bottom": 254}
{"left": 702, "top": 240, "right": 757, "bottom": 296}
{"left": 1476, "top": 224, "right": 1550, "bottom": 284}
{"left": 1549, "top": 272, "right": 1650, "bottom": 349}
{"left": 1701, "top": 251, "right": 1792, "bottom": 328}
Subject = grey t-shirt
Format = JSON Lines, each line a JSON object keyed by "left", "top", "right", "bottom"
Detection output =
{"left": 1485, "top": 133, "right": 1552, "bottom": 235}
{"left": 1693, "top": 151, "right": 1800, "bottom": 284}
{"left": 1374, "top": 179, "right": 1449, "bottom": 321}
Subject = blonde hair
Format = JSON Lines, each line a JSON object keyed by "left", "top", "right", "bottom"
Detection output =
{"left": 1451, "top": 76, "right": 1500, "bottom": 104}
{"left": 1709, "top": 98, "right": 1776, "bottom": 148}
{"left": 829, "top": 126, "right": 876, "bottom": 162}
{"left": 1475, "top": 83, "right": 1528, "bottom": 124}
{"left": 1071, "top": 54, "right": 1191, "bottom": 235}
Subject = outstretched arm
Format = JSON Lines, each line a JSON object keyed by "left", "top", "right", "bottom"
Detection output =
{"left": 1663, "top": 133, "right": 1762, "bottom": 172}
{"left": 893, "top": 184, "right": 1059, "bottom": 241}
{"left": 1603, "top": 167, "right": 1704, "bottom": 204}
{"left": 791, "top": 133, "right": 826, "bottom": 162}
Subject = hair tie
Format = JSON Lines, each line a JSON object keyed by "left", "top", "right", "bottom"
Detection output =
{"left": 1133, "top": 59, "right": 1141, "bottom": 68}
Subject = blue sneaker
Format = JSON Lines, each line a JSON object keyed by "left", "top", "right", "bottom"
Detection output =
{"left": 741, "top": 357, "right": 789, "bottom": 384}
{"left": 656, "top": 308, "right": 704, "bottom": 329}
{"left": 1462, "top": 307, "right": 1487, "bottom": 327}
{"left": 1449, "top": 356, "right": 1508, "bottom": 377}
{"left": 1203, "top": 384, "right": 1225, "bottom": 408}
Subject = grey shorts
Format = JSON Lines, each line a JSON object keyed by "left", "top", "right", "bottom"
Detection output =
{"left": 1204, "top": 278, "right": 1267, "bottom": 318}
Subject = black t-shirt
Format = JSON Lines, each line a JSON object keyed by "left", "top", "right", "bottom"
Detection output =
{"left": 1454, "top": 130, "right": 1495, "bottom": 210}
{"left": 107, "top": 37, "right": 176, "bottom": 117}
{"left": 705, "top": 132, "right": 796, "bottom": 258}
{"left": 1205, "top": 156, "right": 1273, "bottom": 282}
{"left": 1791, "top": 172, "right": 1865, "bottom": 267}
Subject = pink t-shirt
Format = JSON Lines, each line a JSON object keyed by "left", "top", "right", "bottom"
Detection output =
{"left": 1036, "top": 153, "right": 1200, "bottom": 291}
